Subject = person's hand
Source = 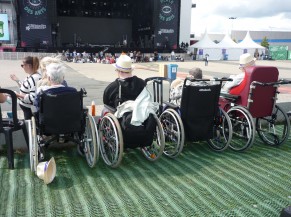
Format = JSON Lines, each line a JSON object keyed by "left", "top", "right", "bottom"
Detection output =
{"left": 10, "top": 74, "right": 19, "bottom": 82}
{"left": 15, "top": 92, "right": 24, "bottom": 99}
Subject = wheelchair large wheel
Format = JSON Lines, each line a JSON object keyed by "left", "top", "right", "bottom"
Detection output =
{"left": 26, "top": 120, "right": 34, "bottom": 172}
{"left": 256, "top": 105, "right": 290, "bottom": 146}
{"left": 82, "top": 114, "right": 99, "bottom": 168}
{"left": 99, "top": 113, "right": 124, "bottom": 168}
{"left": 207, "top": 108, "right": 232, "bottom": 152}
{"left": 30, "top": 116, "right": 38, "bottom": 173}
{"left": 227, "top": 106, "right": 255, "bottom": 151}
{"left": 159, "top": 108, "right": 185, "bottom": 158}
{"left": 141, "top": 114, "right": 165, "bottom": 161}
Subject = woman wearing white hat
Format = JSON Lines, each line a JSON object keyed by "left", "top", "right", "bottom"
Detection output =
{"left": 221, "top": 53, "right": 256, "bottom": 93}
{"left": 103, "top": 53, "right": 146, "bottom": 109}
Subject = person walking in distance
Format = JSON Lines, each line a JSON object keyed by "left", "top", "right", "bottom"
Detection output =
{"left": 204, "top": 54, "right": 209, "bottom": 66}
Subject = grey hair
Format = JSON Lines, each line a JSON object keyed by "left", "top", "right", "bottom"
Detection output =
{"left": 40, "top": 55, "right": 62, "bottom": 74}
{"left": 46, "top": 62, "right": 66, "bottom": 84}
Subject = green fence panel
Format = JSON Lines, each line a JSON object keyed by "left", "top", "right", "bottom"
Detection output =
{"left": 270, "top": 50, "right": 288, "bottom": 60}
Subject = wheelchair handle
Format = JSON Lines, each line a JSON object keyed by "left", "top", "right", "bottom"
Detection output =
{"left": 145, "top": 77, "right": 172, "bottom": 84}
{"left": 252, "top": 79, "right": 291, "bottom": 87}
{"left": 185, "top": 77, "right": 233, "bottom": 82}
{"left": 278, "top": 79, "right": 291, "bottom": 85}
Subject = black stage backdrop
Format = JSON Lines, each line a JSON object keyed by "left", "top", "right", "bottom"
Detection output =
{"left": 18, "top": 0, "right": 52, "bottom": 47}
{"left": 58, "top": 17, "right": 132, "bottom": 46}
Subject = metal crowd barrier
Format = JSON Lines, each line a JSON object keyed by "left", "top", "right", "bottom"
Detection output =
{"left": 0, "top": 52, "right": 56, "bottom": 60}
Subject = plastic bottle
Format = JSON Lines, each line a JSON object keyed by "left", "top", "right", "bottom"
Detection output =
{"left": 91, "top": 101, "right": 96, "bottom": 116}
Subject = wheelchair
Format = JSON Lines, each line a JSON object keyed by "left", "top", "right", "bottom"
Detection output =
{"left": 27, "top": 89, "right": 99, "bottom": 173}
{"left": 219, "top": 66, "right": 291, "bottom": 151}
{"left": 98, "top": 86, "right": 165, "bottom": 168}
{"left": 145, "top": 77, "right": 233, "bottom": 158}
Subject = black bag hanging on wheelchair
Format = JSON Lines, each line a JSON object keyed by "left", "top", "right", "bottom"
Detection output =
{"left": 116, "top": 79, "right": 157, "bottom": 148}
{"left": 119, "top": 112, "right": 156, "bottom": 149}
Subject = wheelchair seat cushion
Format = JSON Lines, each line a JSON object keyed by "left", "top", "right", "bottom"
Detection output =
{"left": 119, "top": 112, "right": 156, "bottom": 149}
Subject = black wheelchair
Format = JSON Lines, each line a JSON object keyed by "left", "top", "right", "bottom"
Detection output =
{"left": 28, "top": 89, "right": 99, "bottom": 173}
{"left": 98, "top": 82, "right": 165, "bottom": 168}
{"left": 146, "top": 77, "right": 233, "bottom": 158}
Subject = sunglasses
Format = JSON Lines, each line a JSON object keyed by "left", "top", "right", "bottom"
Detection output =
{"left": 21, "top": 63, "right": 29, "bottom": 68}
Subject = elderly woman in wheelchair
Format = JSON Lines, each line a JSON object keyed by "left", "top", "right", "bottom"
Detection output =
{"left": 146, "top": 75, "right": 233, "bottom": 158}
{"left": 28, "top": 62, "right": 99, "bottom": 174}
{"left": 98, "top": 54, "right": 165, "bottom": 168}
{"left": 219, "top": 59, "right": 290, "bottom": 151}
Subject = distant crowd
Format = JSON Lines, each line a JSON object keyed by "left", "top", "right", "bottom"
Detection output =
{"left": 61, "top": 49, "right": 185, "bottom": 64}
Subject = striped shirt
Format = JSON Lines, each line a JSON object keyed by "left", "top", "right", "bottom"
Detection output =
{"left": 19, "top": 72, "right": 41, "bottom": 108}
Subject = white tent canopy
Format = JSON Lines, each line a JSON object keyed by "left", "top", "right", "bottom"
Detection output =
{"left": 188, "top": 31, "right": 265, "bottom": 60}
{"left": 188, "top": 31, "right": 221, "bottom": 60}
{"left": 216, "top": 33, "right": 239, "bottom": 48}
{"left": 238, "top": 31, "right": 265, "bottom": 49}
{"left": 237, "top": 31, "right": 265, "bottom": 59}
{"left": 214, "top": 34, "right": 242, "bottom": 60}
{"left": 189, "top": 31, "right": 218, "bottom": 49}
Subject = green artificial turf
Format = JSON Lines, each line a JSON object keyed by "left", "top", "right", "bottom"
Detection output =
{"left": 0, "top": 135, "right": 291, "bottom": 217}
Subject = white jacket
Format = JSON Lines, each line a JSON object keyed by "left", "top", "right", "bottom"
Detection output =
{"left": 114, "top": 87, "right": 159, "bottom": 126}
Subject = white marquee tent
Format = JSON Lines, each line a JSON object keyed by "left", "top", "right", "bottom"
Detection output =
{"left": 238, "top": 31, "right": 265, "bottom": 57}
{"left": 188, "top": 31, "right": 221, "bottom": 60}
{"left": 216, "top": 34, "right": 242, "bottom": 60}
{"left": 189, "top": 31, "right": 266, "bottom": 60}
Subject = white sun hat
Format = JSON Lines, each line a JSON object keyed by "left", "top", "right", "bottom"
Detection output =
{"left": 113, "top": 53, "right": 133, "bottom": 73}
{"left": 239, "top": 53, "right": 256, "bottom": 69}
{"left": 36, "top": 157, "right": 56, "bottom": 184}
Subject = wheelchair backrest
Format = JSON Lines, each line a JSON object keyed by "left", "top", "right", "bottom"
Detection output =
{"left": 230, "top": 66, "right": 279, "bottom": 118}
{"left": 180, "top": 82, "right": 221, "bottom": 141}
{"left": 39, "top": 91, "right": 83, "bottom": 134}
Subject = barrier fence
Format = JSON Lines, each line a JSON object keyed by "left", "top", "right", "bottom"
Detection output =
{"left": 0, "top": 52, "right": 55, "bottom": 60}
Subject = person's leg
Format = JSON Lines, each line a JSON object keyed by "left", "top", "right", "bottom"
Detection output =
{"left": 20, "top": 104, "right": 32, "bottom": 120}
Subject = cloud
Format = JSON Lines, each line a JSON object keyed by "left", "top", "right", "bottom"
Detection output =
{"left": 211, "top": 0, "right": 291, "bottom": 18}
{"left": 191, "top": 0, "right": 291, "bottom": 35}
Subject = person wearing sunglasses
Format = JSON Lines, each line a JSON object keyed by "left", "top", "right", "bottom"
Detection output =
{"left": 10, "top": 56, "right": 41, "bottom": 120}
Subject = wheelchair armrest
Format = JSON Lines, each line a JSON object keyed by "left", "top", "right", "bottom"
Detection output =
{"left": 163, "top": 101, "right": 179, "bottom": 110}
{"left": 104, "top": 104, "right": 117, "bottom": 113}
{"left": 220, "top": 92, "right": 240, "bottom": 101}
